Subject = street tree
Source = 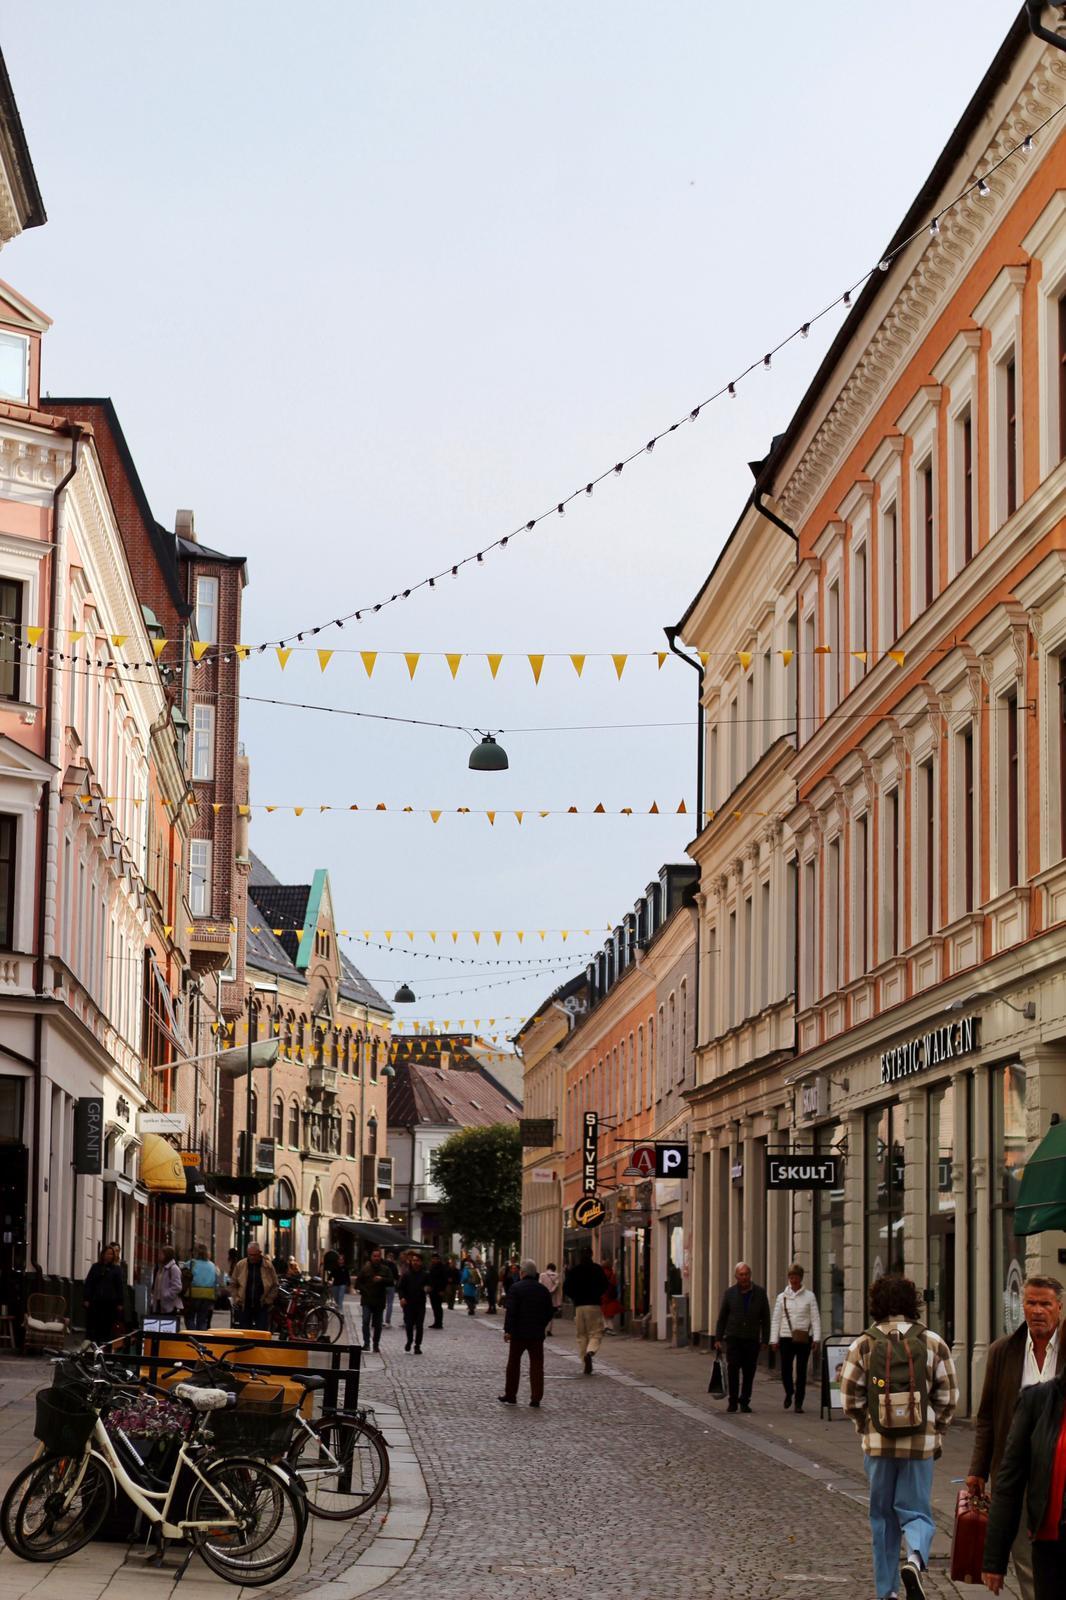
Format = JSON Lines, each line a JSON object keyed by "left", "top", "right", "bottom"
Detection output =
{"left": 429, "top": 1122, "right": 521, "bottom": 1254}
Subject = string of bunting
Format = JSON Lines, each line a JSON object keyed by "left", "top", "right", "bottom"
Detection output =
{"left": 77, "top": 793, "right": 696, "bottom": 823}
{"left": 188, "top": 919, "right": 611, "bottom": 946}
{"left": 30, "top": 103, "right": 1060, "bottom": 657}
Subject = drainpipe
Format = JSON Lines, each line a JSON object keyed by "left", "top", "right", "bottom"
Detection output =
{"left": 1027, "top": 2, "right": 1066, "bottom": 53}
{"left": 30, "top": 426, "right": 82, "bottom": 1269}
{"left": 663, "top": 625, "right": 704, "bottom": 1063}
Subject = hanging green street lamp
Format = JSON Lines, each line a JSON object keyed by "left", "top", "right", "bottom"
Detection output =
{"left": 469, "top": 732, "right": 508, "bottom": 771}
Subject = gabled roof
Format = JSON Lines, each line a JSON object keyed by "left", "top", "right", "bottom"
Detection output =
{"left": 245, "top": 852, "right": 390, "bottom": 1014}
{"left": 387, "top": 1058, "right": 522, "bottom": 1131}
{"left": 339, "top": 950, "right": 392, "bottom": 1014}
{"left": 248, "top": 881, "right": 311, "bottom": 966}
{"left": 0, "top": 48, "right": 45, "bottom": 235}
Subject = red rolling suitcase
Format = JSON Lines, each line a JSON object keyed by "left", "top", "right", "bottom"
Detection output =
{"left": 949, "top": 1486, "right": 989, "bottom": 1584}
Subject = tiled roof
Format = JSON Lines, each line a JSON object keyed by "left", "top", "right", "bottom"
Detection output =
{"left": 339, "top": 950, "right": 392, "bottom": 1015}
{"left": 387, "top": 1058, "right": 522, "bottom": 1132}
{"left": 248, "top": 852, "right": 282, "bottom": 888}
{"left": 245, "top": 918, "right": 303, "bottom": 985}
{"left": 245, "top": 854, "right": 390, "bottom": 1015}
{"left": 248, "top": 882, "right": 310, "bottom": 965}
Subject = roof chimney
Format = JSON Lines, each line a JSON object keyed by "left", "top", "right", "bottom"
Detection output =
{"left": 175, "top": 509, "right": 196, "bottom": 542}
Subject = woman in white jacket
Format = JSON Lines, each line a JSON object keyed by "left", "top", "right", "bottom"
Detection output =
{"left": 539, "top": 1263, "right": 562, "bottom": 1336}
{"left": 769, "top": 1263, "right": 822, "bottom": 1413}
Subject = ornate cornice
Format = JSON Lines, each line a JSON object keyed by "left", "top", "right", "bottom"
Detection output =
{"left": 778, "top": 48, "right": 1066, "bottom": 528}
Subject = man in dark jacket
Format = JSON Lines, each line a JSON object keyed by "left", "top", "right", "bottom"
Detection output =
{"left": 427, "top": 1253, "right": 449, "bottom": 1329}
{"left": 981, "top": 1371, "right": 1066, "bottom": 1598}
{"left": 968, "top": 1276, "right": 1064, "bottom": 1600}
{"left": 564, "top": 1248, "right": 609, "bottom": 1374}
{"left": 398, "top": 1251, "right": 428, "bottom": 1353}
{"left": 499, "top": 1259, "right": 554, "bottom": 1407}
{"left": 356, "top": 1248, "right": 395, "bottom": 1352}
{"left": 714, "top": 1261, "right": 772, "bottom": 1413}
{"left": 484, "top": 1259, "right": 500, "bottom": 1315}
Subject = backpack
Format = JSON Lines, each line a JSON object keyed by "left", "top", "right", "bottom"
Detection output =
{"left": 180, "top": 1264, "right": 193, "bottom": 1299}
{"left": 865, "top": 1324, "right": 929, "bottom": 1435}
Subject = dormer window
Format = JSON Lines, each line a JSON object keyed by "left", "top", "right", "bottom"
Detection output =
{"left": 0, "top": 331, "right": 29, "bottom": 403}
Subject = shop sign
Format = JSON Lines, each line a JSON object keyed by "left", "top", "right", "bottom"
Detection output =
{"left": 254, "top": 1137, "right": 276, "bottom": 1176}
{"left": 800, "top": 1077, "right": 826, "bottom": 1121}
{"left": 655, "top": 1142, "right": 689, "bottom": 1178}
{"left": 879, "top": 1013, "right": 979, "bottom": 1086}
{"left": 574, "top": 1194, "right": 606, "bottom": 1228}
{"left": 179, "top": 1151, "right": 201, "bottom": 1167}
{"left": 767, "top": 1155, "right": 841, "bottom": 1190}
{"left": 531, "top": 1168, "right": 557, "bottom": 1184}
{"left": 625, "top": 1145, "right": 656, "bottom": 1179}
{"left": 519, "top": 1118, "right": 555, "bottom": 1147}
{"left": 115, "top": 1096, "right": 131, "bottom": 1124}
{"left": 730, "top": 1162, "right": 744, "bottom": 1184}
{"left": 74, "top": 1097, "right": 104, "bottom": 1176}
{"left": 138, "top": 1111, "right": 187, "bottom": 1136}
{"left": 247, "top": 1208, "right": 264, "bottom": 1225}
{"left": 582, "top": 1112, "right": 598, "bottom": 1195}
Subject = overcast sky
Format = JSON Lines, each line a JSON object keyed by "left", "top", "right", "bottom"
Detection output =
{"left": 4, "top": 1, "right": 1018, "bottom": 1040}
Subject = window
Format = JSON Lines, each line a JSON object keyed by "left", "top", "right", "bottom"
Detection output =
{"left": 729, "top": 697, "right": 739, "bottom": 791}
{"left": 866, "top": 1102, "right": 905, "bottom": 1283}
{"left": 785, "top": 858, "right": 797, "bottom": 998}
{"left": 960, "top": 725, "right": 976, "bottom": 914}
{"left": 801, "top": 858, "right": 816, "bottom": 1008}
{"left": 191, "top": 704, "right": 215, "bottom": 780}
{"left": 1005, "top": 356, "right": 1018, "bottom": 518}
{"left": 346, "top": 1112, "right": 357, "bottom": 1158}
{"left": 825, "top": 839, "right": 841, "bottom": 994}
{"left": 367, "top": 1119, "right": 377, "bottom": 1156}
{"left": 917, "top": 759, "right": 935, "bottom": 939}
{"left": 195, "top": 576, "right": 219, "bottom": 644}
{"left": 0, "top": 331, "right": 29, "bottom": 403}
{"left": 992, "top": 1064, "right": 1027, "bottom": 1336}
{"left": 189, "top": 839, "right": 211, "bottom": 916}
{"left": 761, "top": 649, "right": 772, "bottom": 757}
{"left": 927, "top": 1082, "right": 956, "bottom": 1346}
{"left": 919, "top": 462, "right": 935, "bottom": 610}
{"left": 853, "top": 814, "right": 868, "bottom": 979}
{"left": 852, "top": 542, "right": 868, "bottom": 681}
{"left": 960, "top": 409, "right": 974, "bottom": 565}
{"left": 801, "top": 610, "right": 816, "bottom": 735}
{"left": 814, "top": 1121, "right": 845, "bottom": 1334}
{"left": 0, "top": 813, "right": 14, "bottom": 948}
{"left": 0, "top": 578, "right": 22, "bottom": 701}
{"left": 741, "top": 895, "right": 752, "bottom": 1019}
{"left": 1059, "top": 294, "right": 1066, "bottom": 462}
{"left": 881, "top": 502, "right": 900, "bottom": 643}
{"left": 744, "top": 671, "right": 754, "bottom": 772}
{"left": 272, "top": 1096, "right": 284, "bottom": 1143}
{"left": 678, "top": 984, "right": 687, "bottom": 1083}
{"left": 726, "top": 910, "right": 736, "bottom": 1029}
{"left": 884, "top": 789, "right": 900, "bottom": 959}
{"left": 288, "top": 1099, "right": 301, "bottom": 1147}
{"left": 826, "top": 580, "right": 842, "bottom": 712}
{"left": 1005, "top": 692, "right": 1022, "bottom": 888}
{"left": 758, "top": 879, "right": 770, "bottom": 1012}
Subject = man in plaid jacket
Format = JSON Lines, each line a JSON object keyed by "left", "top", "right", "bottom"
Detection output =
{"left": 839, "top": 1274, "right": 959, "bottom": 1600}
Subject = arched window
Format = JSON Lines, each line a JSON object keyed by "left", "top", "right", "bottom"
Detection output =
{"left": 333, "top": 1184, "right": 353, "bottom": 1217}
{"left": 283, "top": 1012, "right": 294, "bottom": 1053}
{"left": 346, "top": 1112, "right": 357, "bottom": 1157}
{"left": 370, "top": 1041, "right": 379, "bottom": 1082}
{"left": 331, "top": 1032, "right": 340, "bottom": 1071}
{"left": 342, "top": 1031, "right": 351, "bottom": 1074}
{"left": 678, "top": 979, "right": 688, "bottom": 1083}
{"left": 637, "top": 1026, "right": 644, "bottom": 1112}
{"left": 288, "top": 1099, "right": 301, "bottom": 1147}
{"left": 272, "top": 1095, "right": 284, "bottom": 1143}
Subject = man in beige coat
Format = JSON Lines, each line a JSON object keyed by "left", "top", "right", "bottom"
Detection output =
{"left": 229, "top": 1242, "right": 279, "bottom": 1330}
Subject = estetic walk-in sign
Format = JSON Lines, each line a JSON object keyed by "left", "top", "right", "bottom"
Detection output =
{"left": 879, "top": 1014, "right": 979, "bottom": 1085}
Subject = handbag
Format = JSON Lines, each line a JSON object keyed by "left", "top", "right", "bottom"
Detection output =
{"left": 783, "top": 1301, "right": 810, "bottom": 1345}
{"left": 707, "top": 1356, "right": 725, "bottom": 1397}
{"left": 949, "top": 1486, "right": 989, "bottom": 1582}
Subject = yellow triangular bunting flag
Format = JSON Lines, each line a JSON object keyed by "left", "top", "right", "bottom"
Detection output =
{"left": 430, "top": 810, "right": 442, "bottom": 824}
{"left": 153, "top": 638, "right": 168, "bottom": 659}
{"left": 657, "top": 651, "right": 668, "bottom": 669}
{"left": 445, "top": 654, "right": 462, "bottom": 679}
{"left": 738, "top": 650, "right": 753, "bottom": 670}
{"left": 163, "top": 924, "right": 173, "bottom": 938}
{"left": 648, "top": 801, "right": 659, "bottom": 813}
{"left": 852, "top": 650, "right": 868, "bottom": 663}
{"left": 677, "top": 799, "right": 687, "bottom": 813}
{"left": 780, "top": 648, "right": 794, "bottom": 667}
{"left": 570, "top": 654, "right": 585, "bottom": 677}
{"left": 317, "top": 650, "right": 333, "bottom": 671}
{"left": 361, "top": 651, "right": 377, "bottom": 677}
{"left": 486, "top": 812, "right": 496, "bottom": 825}
{"left": 404, "top": 652, "right": 420, "bottom": 679}
{"left": 593, "top": 802, "right": 606, "bottom": 813}
{"left": 69, "top": 629, "right": 84, "bottom": 645}
{"left": 192, "top": 641, "right": 210, "bottom": 662}
{"left": 888, "top": 650, "right": 906, "bottom": 667}
{"left": 293, "top": 806, "right": 303, "bottom": 816}
{"left": 26, "top": 626, "right": 43, "bottom": 646}
{"left": 110, "top": 634, "right": 127, "bottom": 649}
{"left": 472, "top": 931, "right": 482, "bottom": 944}
{"left": 487, "top": 653, "right": 502, "bottom": 679}
{"left": 516, "top": 931, "right": 525, "bottom": 943}
{"left": 236, "top": 644, "right": 250, "bottom": 659}
{"left": 611, "top": 654, "right": 627, "bottom": 680}
{"left": 514, "top": 811, "right": 523, "bottom": 825}
{"left": 528, "top": 654, "right": 545, "bottom": 684}
{"left": 276, "top": 648, "right": 292, "bottom": 669}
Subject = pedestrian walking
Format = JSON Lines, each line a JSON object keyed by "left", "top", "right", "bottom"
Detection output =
{"left": 328, "top": 1252, "right": 351, "bottom": 1314}
{"left": 968, "top": 1275, "right": 1065, "bottom": 1600}
{"left": 484, "top": 1258, "right": 500, "bottom": 1315}
{"left": 445, "top": 1255, "right": 460, "bottom": 1309}
{"left": 428, "top": 1253, "right": 448, "bottom": 1328}
{"left": 398, "top": 1250, "right": 428, "bottom": 1353}
{"left": 229, "top": 1241, "right": 279, "bottom": 1330}
{"left": 185, "top": 1243, "right": 221, "bottom": 1331}
{"left": 83, "top": 1245, "right": 124, "bottom": 1346}
{"left": 601, "top": 1255, "right": 622, "bottom": 1330}
{"left": 714, "top": 1261, "right": 771, "bottom": 1414}
{"left": 356, "top": 1247, "right": 393, "bottom": 1351}
{"left": 564, "top": 1248, "right": 608, "bottom": 1374}
{"left": 384, "top": 1249, "right": 399, "bottom": 1325}
{"left": 839, "top": 1273, "right": 958, "bottom": 1600}
{"left": 770, "top": 1263, "right": 822, "bottom": 1414}
{"left": 461, "top": 1256, "right": 482, "bottom": 1315}
{"left": 502, "top": 1257, "right": 521, "bottom": 1299}
{"left": 540, "top": 1262, "right": 561, "bottom": 1335}
{"left": 498, "top": 1259, "right": 554, "bottom": 1407}
{"left": 151, "top": 1246, "right": 184, "bottom": 1324}
{"left": 981, "top": 1362, "right": 1066, "bottom": 1599}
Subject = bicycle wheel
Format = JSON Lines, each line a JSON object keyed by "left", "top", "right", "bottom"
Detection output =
{"left": 321, "top": 1303, "right": 345, "bottom": 1344}
{"left": 2, "top": 1452, "right": 113, "bottom": 1562}
{"left": 299, "top": 1303, "right": 330, "bottom": 1341}
{"left": 186, "top": 1456, "right": 304, "bottom": 1587}
{"left": 289, "top": 1415, "right": 390, "bottom": 1519}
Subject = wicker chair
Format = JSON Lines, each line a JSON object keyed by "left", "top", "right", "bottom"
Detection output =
{"left": 24, "top": 1292, "right": 69, "bottom": 1353}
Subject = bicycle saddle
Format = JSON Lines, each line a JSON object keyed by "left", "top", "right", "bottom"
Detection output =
{"left": 174, "top": 1382, "right": 233, "bottom": 1411}
{"left": 294, "top": 1373, "right": 326, "bottom": 1391}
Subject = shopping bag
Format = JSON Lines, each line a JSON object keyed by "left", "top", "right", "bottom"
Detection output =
{"left": 707, "top": 1356, "right": 725, "bottom": 1397}
{"left": 949, "top": 1487, "right": 989, "bottom": 1583}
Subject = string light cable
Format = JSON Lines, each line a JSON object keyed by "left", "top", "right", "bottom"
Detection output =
{"left": 13, "top": 108, "right": 1061, "bottom": 661}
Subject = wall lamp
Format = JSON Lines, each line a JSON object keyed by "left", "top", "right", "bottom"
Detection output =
{"left": 949, "top": 991, "right": 1036, "bottom": 1021}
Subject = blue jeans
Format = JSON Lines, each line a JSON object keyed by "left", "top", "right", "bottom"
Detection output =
{"left": 863, "top": 1456, "right": 935, "bottom": 1599}
{"left": 385, "top": 1288, "right": 396, "bottom": 1325}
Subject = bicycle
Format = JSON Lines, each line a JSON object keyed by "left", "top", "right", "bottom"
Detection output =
{"left": 0, "top": 1348, "right": 307, "bottom": 1586}
{"left": 182, "top": 1338, "right": 390, "bottom": 1519}
{"left": 269, "top": 1278, "right": 345, "bottom": 1344}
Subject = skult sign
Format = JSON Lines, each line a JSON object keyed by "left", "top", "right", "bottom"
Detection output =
{"left": 767, "top": 1155, "right": 841, "bottom": 1191}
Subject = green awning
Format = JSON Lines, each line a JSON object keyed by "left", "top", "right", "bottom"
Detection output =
{"left": 1014, "top": 1122, "right": 1066, "bottom": 1235}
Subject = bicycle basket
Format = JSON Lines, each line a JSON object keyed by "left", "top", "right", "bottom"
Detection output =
{"left": 207, "top": 1389, "right": 299, "bottom": 1456}
{"left": 50, "top": 1357, "right": 94, "bottom": 1401}
{"left": 34, "top": 1388, "right": 98, "bottom": 1455}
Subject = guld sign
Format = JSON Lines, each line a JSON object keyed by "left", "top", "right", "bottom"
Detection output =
{"left": 574, "top": 1195, "right": 606, "bottom": 1228}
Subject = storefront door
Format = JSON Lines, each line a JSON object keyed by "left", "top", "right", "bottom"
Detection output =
{"left": 927, "top": 1083, "right": 956, "bottom": 1348}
